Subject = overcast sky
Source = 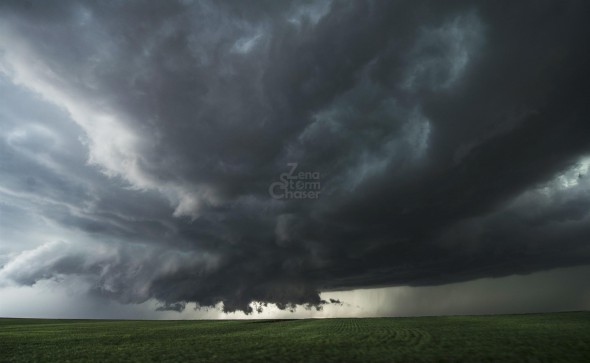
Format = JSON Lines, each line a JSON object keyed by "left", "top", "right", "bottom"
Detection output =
{"left": 1, "top": 0, "right": 589, "bottom": 319}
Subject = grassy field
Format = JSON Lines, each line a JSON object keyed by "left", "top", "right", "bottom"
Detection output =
{"left": 0, "top": 312, "right": 588, "bottom": 362}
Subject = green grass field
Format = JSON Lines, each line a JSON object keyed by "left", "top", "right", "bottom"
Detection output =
{"left": 1, "top": 312, "right": 589, "bottom": 362}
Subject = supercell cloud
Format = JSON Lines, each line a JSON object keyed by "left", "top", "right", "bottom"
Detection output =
{"left": 1, "top": 0, "right": 590, "bottom": 314}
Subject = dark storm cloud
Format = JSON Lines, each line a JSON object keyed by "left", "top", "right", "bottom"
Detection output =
{"left": 1, "top": 0, "right": 590, "bottom": 313}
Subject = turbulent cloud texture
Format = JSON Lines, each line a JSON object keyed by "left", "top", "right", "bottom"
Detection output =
{"left": 1, "top": 0, "right": 590, "bottom": 314}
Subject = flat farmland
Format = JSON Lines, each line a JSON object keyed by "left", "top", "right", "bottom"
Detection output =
{"left": 1, "top": 312, "right": 589, "bottom": 362}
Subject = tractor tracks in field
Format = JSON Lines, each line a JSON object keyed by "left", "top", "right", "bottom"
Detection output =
{"left": 332, "top": 319, "right": 362, "bottom": 334}
{"left": 331, "top": 319, "right": 432, "bottom": 352}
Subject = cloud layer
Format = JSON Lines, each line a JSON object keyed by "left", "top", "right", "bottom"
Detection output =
{"left": 1, "top": 0, "right": 590, "bottom": 314}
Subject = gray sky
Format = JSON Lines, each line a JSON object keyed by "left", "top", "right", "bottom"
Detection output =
{"left": 1, "top": 0, "right": 589, "bottom": 318}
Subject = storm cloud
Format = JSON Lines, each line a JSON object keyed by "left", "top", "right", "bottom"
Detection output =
{"left": 1, "top": 0, "right": 590, "bottom": 314}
